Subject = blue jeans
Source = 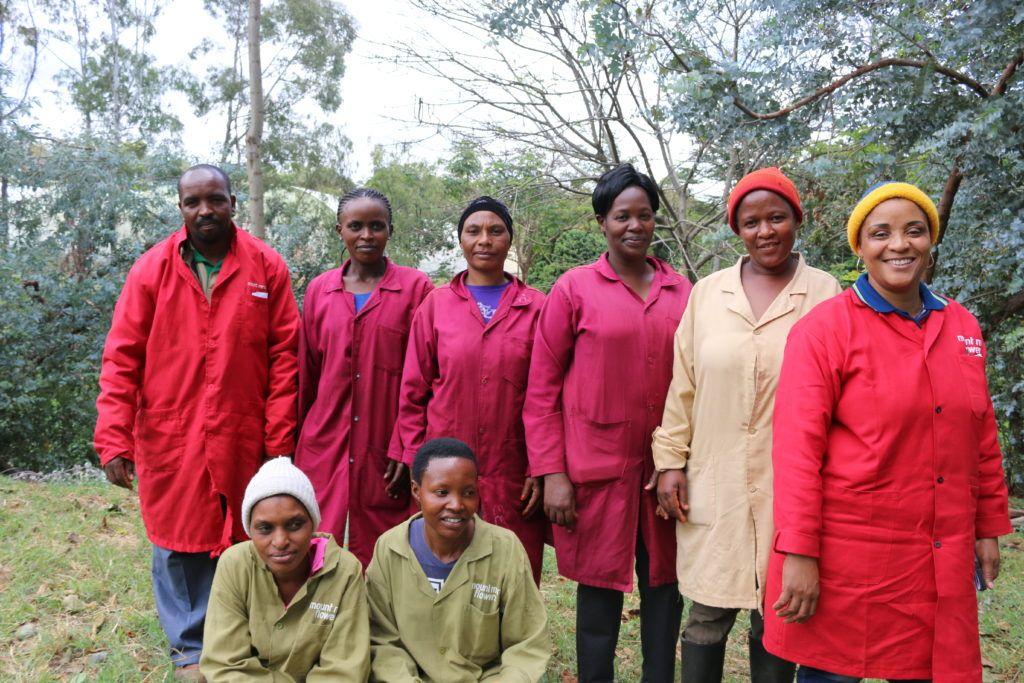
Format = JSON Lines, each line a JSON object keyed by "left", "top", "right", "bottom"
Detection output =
{"left": 798, "top": 665, "right": 930, "bottom": 683}
{"left": 151, "top": 545, "right": 218, "bottom": 666}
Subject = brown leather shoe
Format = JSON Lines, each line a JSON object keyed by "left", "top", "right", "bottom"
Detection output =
{"left": 173, "top": 663, "right": 206, "bottom": 682}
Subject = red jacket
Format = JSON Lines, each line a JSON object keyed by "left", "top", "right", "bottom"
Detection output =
{"left": 295, "top": 260, "right": 433, "bottom": 566}
{"left": 524, "top": 254, "right": 692, "bottom": 591}
{"left": 390, "top": 272, "right": 546, "bottom": 580}
{"left": 94, "top": 226, "right": 299, "bottom": 555}
{"left": 765, "top": 289, "right": 1012, "bottom": 681}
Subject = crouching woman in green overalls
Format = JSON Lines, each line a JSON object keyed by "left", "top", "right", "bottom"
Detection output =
{"left": 200, "top": 457, "right": 370, "bottom": 681}
{"left": 367, "top": 437, "right": 551, "bottom": 682}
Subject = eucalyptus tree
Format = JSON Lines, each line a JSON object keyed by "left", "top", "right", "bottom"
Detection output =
{"left": 197, "top": 0, "right": 356, "bottom": 237}
{"left": 394, "top": 0, "right": 783, "bottom": 280}
{"left": 639, "top": 0, "right": 1024, "bottom": 483}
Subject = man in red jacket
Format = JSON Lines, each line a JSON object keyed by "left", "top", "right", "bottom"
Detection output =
{"left": 94, "top": 164, "right": 299, "bottom": 678}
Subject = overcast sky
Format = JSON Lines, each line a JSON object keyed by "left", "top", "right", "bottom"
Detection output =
{"left": 26, "top": 0, "right": 459, "bottom": 180}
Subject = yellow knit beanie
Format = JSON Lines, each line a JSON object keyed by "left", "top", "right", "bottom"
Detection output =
{"left": 846, "top": 181, "right": 939, "bottom": 253}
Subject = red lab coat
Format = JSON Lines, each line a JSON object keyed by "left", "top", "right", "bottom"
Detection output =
{"left": 295, "top": 259, "right": 433, "bottom": 566}
{"left": 765, "top": 289, "right": 1012, "bottom": 681}
{"left": 390, "top": 272, "right": 546, "bottom": 581}
{"left": 524, "top": 253, "right": 693, "bottom": 591}
{"left": 94, "top": 225, "right": 300, "bottom": 555}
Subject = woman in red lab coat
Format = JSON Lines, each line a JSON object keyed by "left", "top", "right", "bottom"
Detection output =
{"left": 765, "top": 182, "right": 1012, "bottom": 682}
{"left": 524, "top": 164, "right": 692, "bottom": 682}
{"left": 389, "top": 196, "right": 546, "bottom": 582}
{"left": 295, "top": 187, "right": 433, "bottom": 567}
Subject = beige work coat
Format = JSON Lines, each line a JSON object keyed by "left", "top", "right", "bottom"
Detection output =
{"left": 652, "top": 255, "right": 841, "bottom": 609}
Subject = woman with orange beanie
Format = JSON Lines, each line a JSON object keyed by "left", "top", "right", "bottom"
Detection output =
{"left": 763, "top": 181, "right": 1012, "bottom": 681}
{"left": 653, "top": 168, "right": 840, "bottom": 681}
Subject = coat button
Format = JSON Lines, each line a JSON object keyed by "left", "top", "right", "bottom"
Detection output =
{"left": 754, "top": 329, "right": 762, "bottom": 335}
{"left": 355, "top": 372, "right": 361, "bottom": 380}
{"left": 935, "top": 406, "right": 942, "bottom": 413}
{"left": 481, "top": 377, "right": 488, "bottom": 385}
{"left": 439, "top": 647, "right": 447, "bottom": 655}
{"left": 349, "top": 457, "right": 354, "bottom": 464}
{"left": 937, "top": 476, "right": 944, "bottom": 484}
{"left": 353, "top": 415, "right": 360, "bottom": 422}
{"left": 934, "top": 540, "right": 942, "bottom": 548}
{"left": 749, "top": 486, "right": 758, "bottom": 493}
{"left": 275, "top": 623, "right": 284, "bottom": 630}
{"left": 748, "top": 427, "right": 757, "bottom": 435}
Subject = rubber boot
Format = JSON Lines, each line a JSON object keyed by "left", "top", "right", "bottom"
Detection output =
{"left": 749, "top": 635, "right": 796, "bottom": 683}
{"left": 680, "top": 641, "right": 726, "bottom": 683}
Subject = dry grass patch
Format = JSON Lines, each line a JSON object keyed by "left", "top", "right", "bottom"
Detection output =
{"left": 1, "top": 478, "right": 1021, "bottom": 681}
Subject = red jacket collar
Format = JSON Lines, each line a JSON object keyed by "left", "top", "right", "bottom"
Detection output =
{"left": 449, "top": 270, "right": 532, "bottom": 307}
{"left": 326, "top": 258, "right": 403, "bottom": 293}
{"left": 594, "top": 251, "right": 686, "bottom": 286}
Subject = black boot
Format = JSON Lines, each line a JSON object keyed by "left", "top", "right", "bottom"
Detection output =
{"left": 749, "top": 635, "right": 796, "bottom": 683}
{"left": 680, "top": 641, "right": 726, "bottom": 683}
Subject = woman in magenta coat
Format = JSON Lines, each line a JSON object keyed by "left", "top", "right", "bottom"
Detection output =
{"left": 765, "top": 182, "right": 1012, "bottom": 682}
{"left": 389, "top": 196, "right": 546, "bottom": 582}
{"left": 295, "top": 188, "right": 433, "bottom": 567}
{"left": 524, "top": 164, "right": 692, "bottom": 682}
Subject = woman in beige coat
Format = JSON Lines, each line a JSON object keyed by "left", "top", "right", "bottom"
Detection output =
{"left": 652, "top": 168, "right": 841, "bottom": 682}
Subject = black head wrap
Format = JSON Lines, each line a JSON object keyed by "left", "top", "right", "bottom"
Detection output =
{"left": 457, "top": 196, "right": 513, "bottom": 238}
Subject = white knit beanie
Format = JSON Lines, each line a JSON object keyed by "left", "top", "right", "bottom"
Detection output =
{"left": 241, "top": 457, "right": 321, "bottom": 537}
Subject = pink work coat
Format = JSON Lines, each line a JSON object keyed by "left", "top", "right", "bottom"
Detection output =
{"left": 296, "top": 259, "right": 433, "bottom": 567}
{"left": 390, "top": 272, "right": 546, "bottom": 581}
{"left": 524, "top": 254, "right": 693, "bottom": 591}
{"left": 765, "top": 289, "right": 1012, "bottom": 681}
{"left": 94, "top": 225, "right": 299, "bottom": 555}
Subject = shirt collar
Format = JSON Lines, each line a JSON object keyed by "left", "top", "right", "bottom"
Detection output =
{"left": 594, "top": 251, "right": 686, "bottom": 287}
{"left": 851, "top": 272, "right": 947, "bottom": 325}
{"left": 326, "top": 258, "right": 401, "bottom": 293}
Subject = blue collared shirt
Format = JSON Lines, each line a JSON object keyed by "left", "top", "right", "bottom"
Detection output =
{"left": 851, "top": 273, "right": 947, "bottom": 326}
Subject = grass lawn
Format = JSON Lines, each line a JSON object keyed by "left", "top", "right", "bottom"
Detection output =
{"left": 1, "top": 478, "right": 1021, "bottom": 681}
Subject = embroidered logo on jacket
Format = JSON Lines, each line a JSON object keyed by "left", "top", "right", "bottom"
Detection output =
{"left": 472, "top": 583, "right": 500, "bottom": 602}
{"left": 309, "top": 601, "right": 338, "bottom": 621}
{"left": 957, "top": 335, "right": 984, "bottom": 358}
{"left": 247, "top": 281, "right": 269, "bottom": 300}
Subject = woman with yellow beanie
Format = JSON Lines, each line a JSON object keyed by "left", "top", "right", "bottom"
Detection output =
{"left": 763, "top": 182, "right": 1013, "bottom": 681}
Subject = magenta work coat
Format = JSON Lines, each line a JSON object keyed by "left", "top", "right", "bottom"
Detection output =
{"left": 524, "top": 254, "right": 693, "bottom": 591}
{"left": 765, "top": 289, "right": 1012, "bottom": 681}
{"left": 295, "top": 259, "right": 433, "bottom": 566}
{"left": 390, "top": 272, "right": 546, "bottom": 581}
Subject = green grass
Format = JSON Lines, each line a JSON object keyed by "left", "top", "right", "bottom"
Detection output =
{"left": 1, "top": 478, "right": 1021, "bottom": 681}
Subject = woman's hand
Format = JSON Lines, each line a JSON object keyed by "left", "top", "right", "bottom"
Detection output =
{"left": 383, "top": 460, "right": 409, "bottom": 499}
{"left": 976, "top": 538, "right": 1000, "bottom": 589}
{"left": 772, "top": 553, "right": 819, "bottom": 624}
{"left": 650, "top": 469, "right": 689, "bottom": 522}
{"left": 520, "top": 477, "right": 543, "bottom": 519}
{"left": 543, "top": 472, "right": 576, "bottom": 530}
{"left": 103, "top": 456, "right": 135, "bottom": 490}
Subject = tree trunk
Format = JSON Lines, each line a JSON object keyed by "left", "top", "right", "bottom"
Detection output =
{"left": 1, "top": 175, "right": 8, "bottom": 252}
{"left": 245, "top": 0, "right": 266, "bottom": 239}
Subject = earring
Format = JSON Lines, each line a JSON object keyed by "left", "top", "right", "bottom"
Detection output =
{"left": 927, "top": 251, "right": 935, "bottom": 268}
{"left": 855, "top": 256, "right": 863, "bottom": 271}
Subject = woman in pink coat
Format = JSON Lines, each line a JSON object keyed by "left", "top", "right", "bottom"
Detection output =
{"left": 390, "top": 196, "right": 547, "bottom": 582}
{"left": 765, "top": 182, "right": 1012, "bottom": 682}
{"left": 524, "top": 164, "right": 692, "bottom": 682}
{"left": 295, "top": 188, "right": 433, "bottom": 567}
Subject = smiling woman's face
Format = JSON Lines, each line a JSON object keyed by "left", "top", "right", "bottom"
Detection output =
{"left": 250, "top": 495, "right": 314, "bottom": 581}
{"left": 734, "top": 189, "right": 797, "bottom": 272}
{"left": 597, "top": 185, "right": 656, "bottom": 262}
{"left": 856, "top": 198, "right": 932, "bottom": 298}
